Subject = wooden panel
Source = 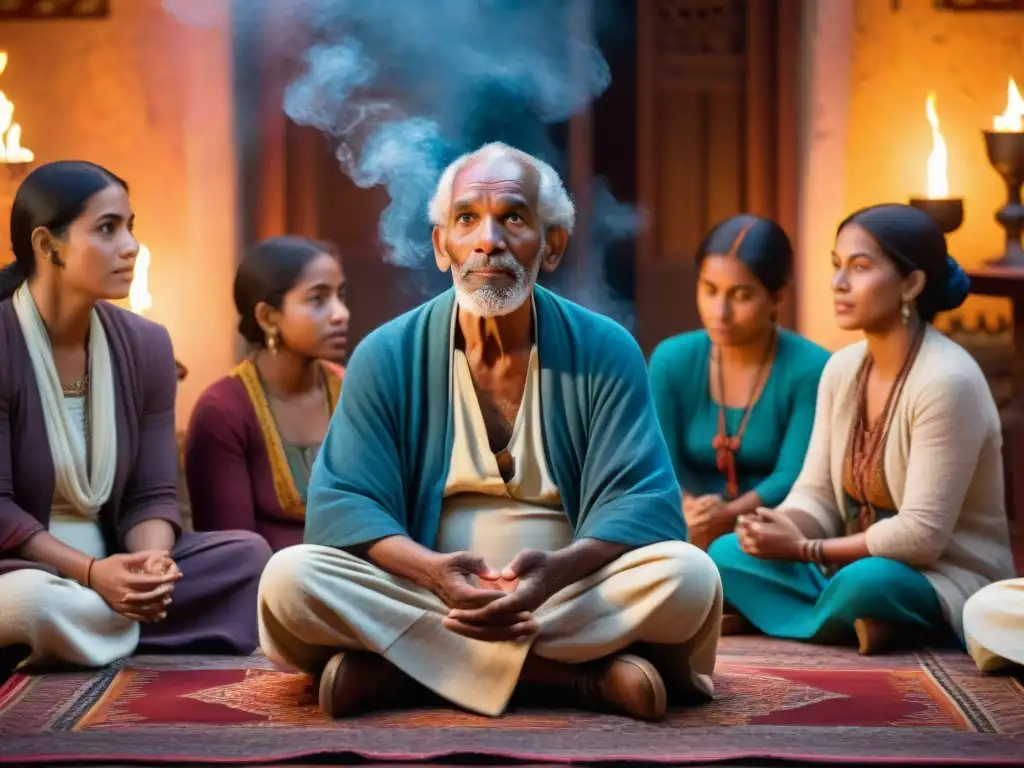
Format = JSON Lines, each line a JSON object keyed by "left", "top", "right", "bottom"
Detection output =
{"left": 285, "top": 124, "right": 325, "bottom": 239}
{"left": 636, "top": 0, "right": 658, "bottom": 264}
{"left": 567, "top": 0, "right": 595, "bottom": 295}
{"left": 0, "top": 0, "right": 109, "bottom": 18}
{"left": 643, "top": 0, "right": 747, "bottom": 267}
{"left": 637, "top": 0, "right": 803, "bottom": 347}
{"left": 707, "top": 90, "right": 743, "bottom": 227}
{"left": 656, "top": 93, "right": 706, "bottom": 257}
{"left": 774, "top": 0, "right": 801, "bottom": 328}
{"left": 933, "top": 0, "right": 1024, "bottom": 9}
{"left": 743, "top": 0, "right": 773, "bottom": 217}
{"left": 636, "top": 0, "right": 749, "bottom": 350}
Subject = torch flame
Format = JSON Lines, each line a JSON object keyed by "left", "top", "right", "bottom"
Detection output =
{"left": 129, "top": 245, "right": 153, "bottom": 316}
{"left": 993, "top": 77, "right": 1024, "bottom": 132}
{"left": 925, "top": 92, "right": 949, "bottom": 199}
{"left": 0, "top": 52, "right": 35, "bottom": 164}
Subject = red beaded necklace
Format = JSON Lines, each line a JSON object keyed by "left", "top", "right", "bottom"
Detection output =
{"left": 710, "top": 331, "right": 776, "bottom": 500}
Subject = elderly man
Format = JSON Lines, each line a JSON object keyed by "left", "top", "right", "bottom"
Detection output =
{"left": 257, "top": 142, "right": 722, "bottom": 721}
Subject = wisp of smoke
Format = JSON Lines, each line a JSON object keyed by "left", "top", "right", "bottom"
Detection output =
{"left": 164, "top": 0, "right": 638, "bottom": 326}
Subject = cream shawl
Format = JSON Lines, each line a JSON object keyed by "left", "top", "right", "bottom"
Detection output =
{"left": 780, "top": 327, "right": 1015, "bottom": 639}
{"left": 12, "top": 284, "right": 117, "bottom": 516}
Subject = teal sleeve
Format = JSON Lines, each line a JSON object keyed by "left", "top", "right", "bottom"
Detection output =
{"left": 648, "top": 340, "right": 700, "bottom": 497}
{"left": 574, "top": 326, "right": 686, "bottom": 546}
{"left": 303, "top": 332, "right": 411, "bottom": 548}
{"left": 753, "top": 360, "right": 825, "bottom": 507}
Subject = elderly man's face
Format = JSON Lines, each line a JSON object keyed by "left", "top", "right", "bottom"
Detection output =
{"left": 433, "top": 155, "right": 564, "bottom": 317}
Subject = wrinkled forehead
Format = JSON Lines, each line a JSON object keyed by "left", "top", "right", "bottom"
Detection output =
{"left": 450, "top": 156, "right": 540, "bottom": 209}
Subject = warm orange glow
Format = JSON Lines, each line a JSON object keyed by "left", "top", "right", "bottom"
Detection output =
{"left": 925, "top": 92, "right": 949, "bottom": 199}
{"left": 129, "top": 244, "right": 153, "bottom": 316}
{"left": 993, "top": 77, "right": 1024, "bottom": 132}
{"left": 0, "top": 52, "right": 35, "bottom": 164}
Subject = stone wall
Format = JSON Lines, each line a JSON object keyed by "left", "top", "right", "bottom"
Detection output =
{"left": 796, "top": 0, "right": 1024, "bottom": 350}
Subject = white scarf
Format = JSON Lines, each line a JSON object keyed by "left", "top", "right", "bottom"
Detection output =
{"left": 12, "top": 284, "right": 117, "bottom": 516}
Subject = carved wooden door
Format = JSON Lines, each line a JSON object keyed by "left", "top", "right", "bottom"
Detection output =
{"left": 635, "top": 0, "right": 800, "bottom": 353}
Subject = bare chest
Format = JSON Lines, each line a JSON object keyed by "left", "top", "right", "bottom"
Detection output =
{"left": 466, "top": 355, "right": 531, "bottom": 453}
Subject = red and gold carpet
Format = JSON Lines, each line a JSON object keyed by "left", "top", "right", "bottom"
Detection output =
{"left": 1, "top": 636, "right": 1021, "bottom": 765}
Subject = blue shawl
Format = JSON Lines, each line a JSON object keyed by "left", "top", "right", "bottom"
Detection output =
{"left": 305, "top": 285, "right": 684, "bottom": 549}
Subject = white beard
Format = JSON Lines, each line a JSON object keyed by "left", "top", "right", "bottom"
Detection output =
{"left": 451, "top": 245, "right": 544, "bottom": 318}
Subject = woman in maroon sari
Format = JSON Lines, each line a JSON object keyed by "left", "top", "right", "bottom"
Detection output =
{"left": 184, "top": 237, "right": 348, "bottom": 551}
{"left": 0, "top": 161, "right": 272, "bottom": 672}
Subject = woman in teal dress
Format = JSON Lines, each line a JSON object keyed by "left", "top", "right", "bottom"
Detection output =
{"left": 649, "top": 215, "right": 830, "bottom": 549}
{"left": 707, "top": 204, "right": 1013, "bottom": 654}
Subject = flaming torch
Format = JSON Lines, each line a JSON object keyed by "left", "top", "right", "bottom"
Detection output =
{"left": 983, "top": 77, "right": 1024, "bottom": 267}
{"left": 128, "top": 244, "right": 153, "bottom": 316}
{"left": 910, "top": 92, "right": 964, "bottom": 235}
{"left": 0, "top": 52, "right": 34, "bottom": 171}
{"left": 129, "top": 244, "right": 187, "bottom": 381}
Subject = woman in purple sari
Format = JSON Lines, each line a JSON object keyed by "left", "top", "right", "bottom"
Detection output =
{"left": 0, "top": 161, "right": 271, "bottom": 672}
{"left": 184, "top": 237, "right": 349, "bottom": 551}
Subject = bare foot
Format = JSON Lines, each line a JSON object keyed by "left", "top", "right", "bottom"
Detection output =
{"left": 854, "top": 617, "right": 897, "bottom": 655}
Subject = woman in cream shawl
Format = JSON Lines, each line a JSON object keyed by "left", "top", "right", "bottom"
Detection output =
{"left": 0, "top": 161, "right": 271, "bottom": 673}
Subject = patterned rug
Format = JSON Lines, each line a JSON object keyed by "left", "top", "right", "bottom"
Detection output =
{"left": 1, "top": 636, "right": 1022, "bottom": 765}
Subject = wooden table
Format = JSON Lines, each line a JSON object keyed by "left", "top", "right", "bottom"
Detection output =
{"left": 967, "top": 266, "right": 1024, "bottom": 527}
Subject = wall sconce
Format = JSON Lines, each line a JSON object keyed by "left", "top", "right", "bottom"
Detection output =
{"left": 983, "top": 77, "right": 1024, "bottom": 267}
{"left": 909, "top": 92, "right": 964, "bottom": 236}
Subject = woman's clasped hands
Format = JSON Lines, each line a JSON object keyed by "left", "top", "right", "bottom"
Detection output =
{"left": 88, "top": 549, "right": 182, "bottom": 623}
{"left": 736, "top": 507, "right": 807, "bottom": 560}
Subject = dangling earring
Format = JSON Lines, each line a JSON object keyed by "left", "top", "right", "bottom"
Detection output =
{"left": 266, "top": 327, "right": 280, "bottom": 354}
{"left": 900, "top": 301, "right": 911, "bottom": 325}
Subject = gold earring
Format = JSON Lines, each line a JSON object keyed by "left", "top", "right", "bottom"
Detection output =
{"left": 266, "top": 327, "right": 280, "bottom": 354}
{"left": 900, "top": 301, "right": 911, "bottom": 325}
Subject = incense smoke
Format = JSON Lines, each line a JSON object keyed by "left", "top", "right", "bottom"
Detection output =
{"left": 164, "top": 0, "right": 638, "bottom": 326}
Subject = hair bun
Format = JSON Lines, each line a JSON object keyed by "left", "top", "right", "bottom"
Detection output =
{"left": 938, "top": 254, "right": 971, "bottom": 312}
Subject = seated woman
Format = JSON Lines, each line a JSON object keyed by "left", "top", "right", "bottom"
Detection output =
{"left": 0, "top": 161, "right": 271, "bottom": 670}
{"left": 649, "top": 215, "right": 830, "bottom": 549}
{"left": 184, "top": 237, "right": 348, "bottom": 551}
{"left": 963, "top": 577, "right": 1024, "bottom": 673}
{"left": 708, "top": 203, "right": 1016, "bottom": 654}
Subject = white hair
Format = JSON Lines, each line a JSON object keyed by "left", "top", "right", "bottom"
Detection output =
{"left": 427, "top": 142, "right": 576, "bottom": 233}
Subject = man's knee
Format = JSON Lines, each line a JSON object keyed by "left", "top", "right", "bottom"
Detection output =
{"left": 256, "top": 544, "right": 323, "bottom": 622}
{"left": 258, "top": 545, "right": 321, "bottom": 609}
{"left": 644, "top": 541, "right": 722, "bottom": 615}
{"left": 963, "top": 580, "right": 1006, "bottom": 629}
